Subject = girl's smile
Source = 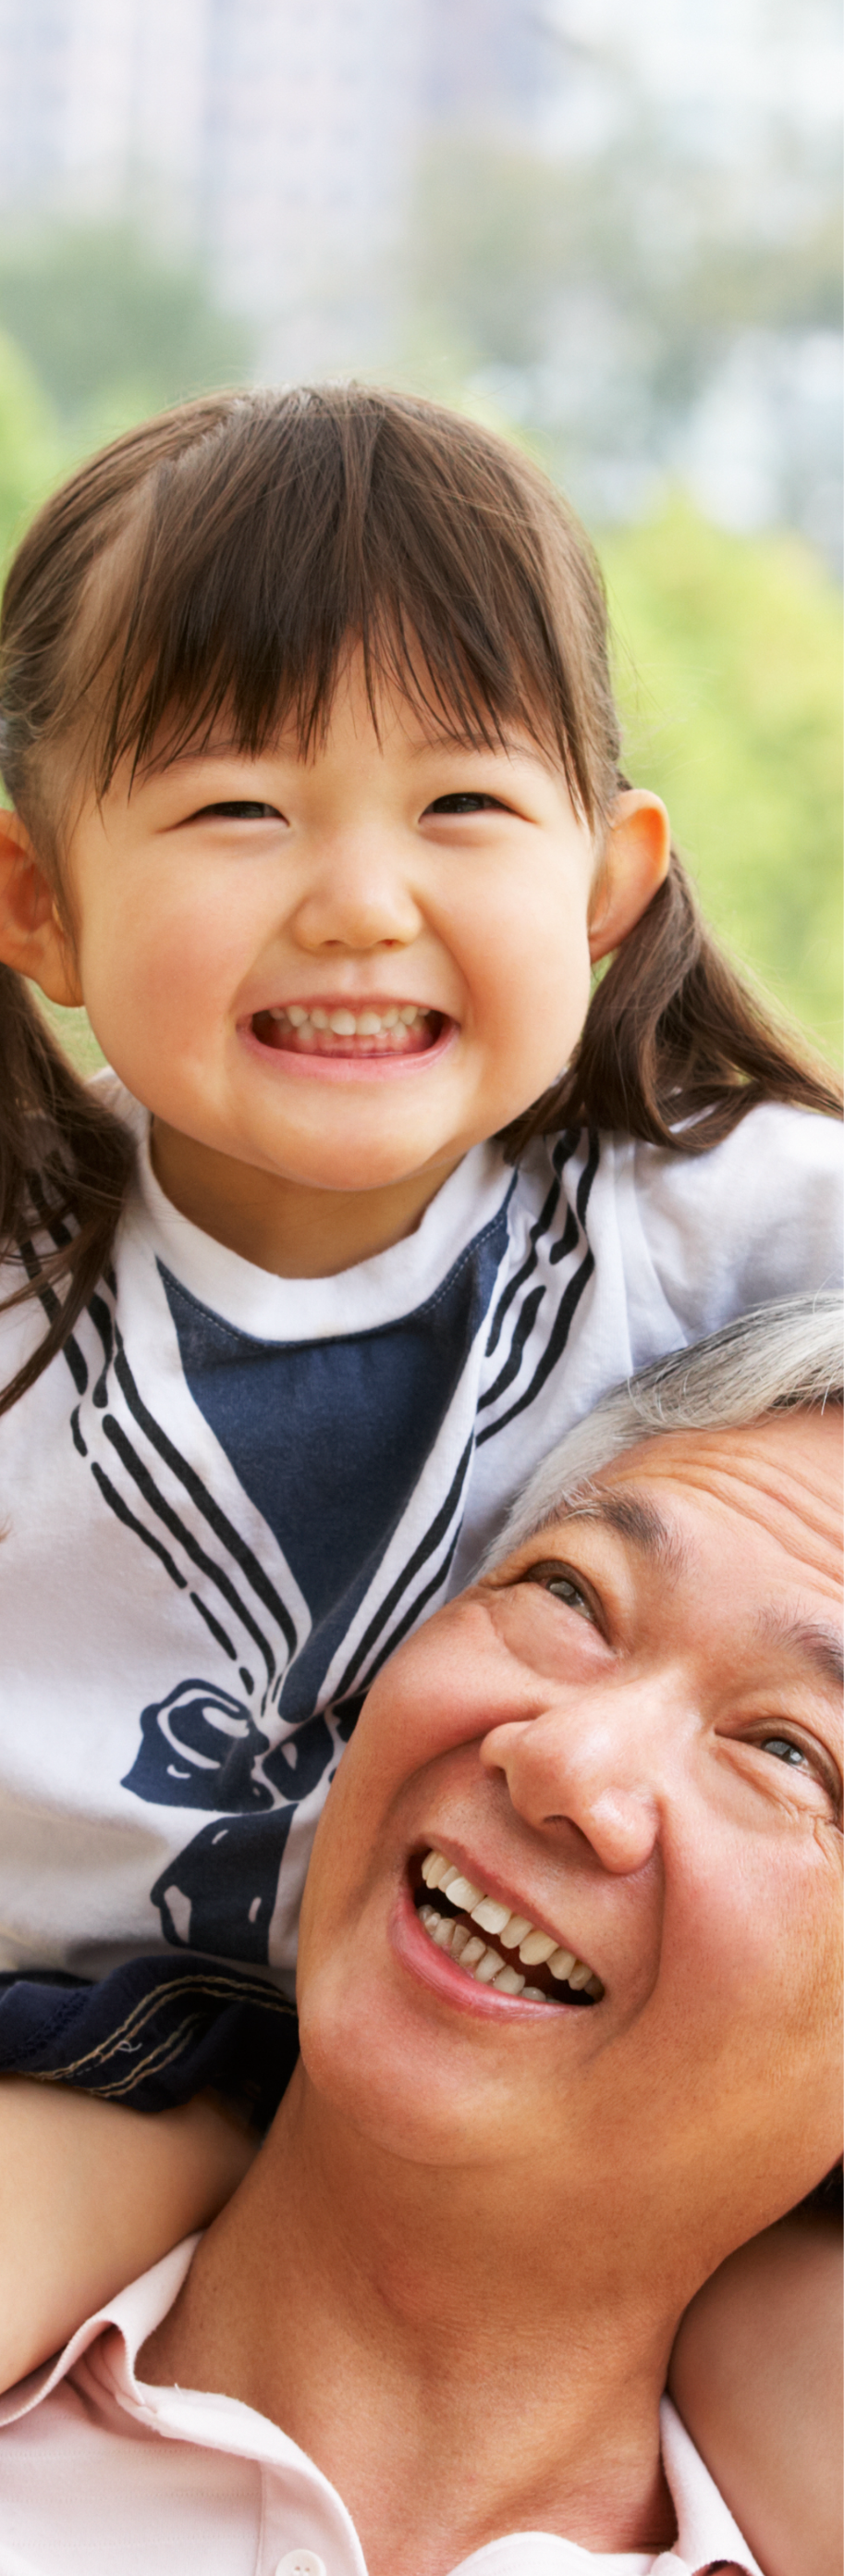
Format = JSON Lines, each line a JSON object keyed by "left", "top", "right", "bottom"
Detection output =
{"left": 248, "top": 994, "right": 453, "bottom": 1075}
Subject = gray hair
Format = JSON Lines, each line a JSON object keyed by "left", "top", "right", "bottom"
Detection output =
{"left": 494, "top": 1294, "right": 842, "bottom": 1561}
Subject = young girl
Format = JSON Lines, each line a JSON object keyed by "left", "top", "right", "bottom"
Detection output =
{"left": 0, "top": 387, "right": 839, "bottom": 2561}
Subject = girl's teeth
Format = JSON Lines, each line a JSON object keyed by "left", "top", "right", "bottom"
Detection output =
{"left": 263, "top": 1002, "right": 431, "bottom": 1042}
{"left": 417, "top": 1850, "right": 604, "bottom": 2004}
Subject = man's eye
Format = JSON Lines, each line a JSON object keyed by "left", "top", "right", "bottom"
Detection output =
{"left": 756, "top": 1731, "right": 802, "bottom": 1772}
{"left": 750, "top": 1730, "right": 840, "bottom": 1812}
{"left": 190, "top": 800, "right": 281, "bottom": 821}
{"left": 424, "top": 792, "right": 507, "bottom": 816}
{"left": 520, "top": 1562, "right": 597, "bottom": 1622}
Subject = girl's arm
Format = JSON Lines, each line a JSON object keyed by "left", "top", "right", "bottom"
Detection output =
{"left": 668, "top": 2211, "right": 843, "bottom": 2576}
{"left": 0, "top": 2074, "right": 258, "bottom": 2394}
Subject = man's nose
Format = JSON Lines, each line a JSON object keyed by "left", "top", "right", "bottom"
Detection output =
{"left": 480, "top": 1699, "right": 662, "bottom": 1877}
{"left": 291, "top": 837, "right": 422, "bottom": 953}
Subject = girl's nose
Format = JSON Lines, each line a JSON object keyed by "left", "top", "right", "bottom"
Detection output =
{"left": 480, "top": 1706, "right": 661, "bottom": 1878}
{"left": 291, "top": 840, "right": 423, "bottom": 954}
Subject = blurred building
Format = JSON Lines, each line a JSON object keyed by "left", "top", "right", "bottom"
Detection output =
{"left": 0, "top": 0, "right": 547, "bottom": 367}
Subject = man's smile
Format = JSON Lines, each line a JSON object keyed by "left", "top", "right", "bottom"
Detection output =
{"left": 408, "top": 1847, "right": 604, "bottom": 2007}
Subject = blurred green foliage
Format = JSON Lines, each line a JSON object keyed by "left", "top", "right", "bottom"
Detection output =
{"left": 0, "top": 223, "right": 252, "bottom": 437}
{"left": 0, "top": 327, "right": 61, "bottom": 567}
{"left": 603, "top": 499, "right": 842, "bottom": 1058}
{"left": 403, "top": 117, "right": 842, "bottom": 561}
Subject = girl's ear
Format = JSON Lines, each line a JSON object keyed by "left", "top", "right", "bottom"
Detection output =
{"left": 587, "top": 791, "right": 671, "bottom": 964}
{"left": 0, "top": 809, "right": 83, "bottom": 1005}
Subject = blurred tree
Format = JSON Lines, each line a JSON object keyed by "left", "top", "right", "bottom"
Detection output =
{"left": 0, "top": 224, "right": 254, "bottom": 432}
{"left": 404, "top": 118, "right": 842, "bottom": 550}
{"left": 0, "top": 327, "right": 60, "bottom": 569}
{"left": 603, "top": 499, "right": 842, "bottom": 1058}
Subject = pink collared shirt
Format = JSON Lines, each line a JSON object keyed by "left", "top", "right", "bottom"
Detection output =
{"left": 0, "top": 2238, "right": 760, "bottom": 2576}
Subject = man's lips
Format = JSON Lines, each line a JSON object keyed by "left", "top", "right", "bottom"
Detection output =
{"left": 392, "top": 1849, "right": 605, "bottom": 2018}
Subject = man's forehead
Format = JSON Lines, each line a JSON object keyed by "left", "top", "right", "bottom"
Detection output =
{"left": 535, "top": 1410, "right": 843, "bottom": 1607}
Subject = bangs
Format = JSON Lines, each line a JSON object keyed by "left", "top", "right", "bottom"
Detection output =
{"left": 79, "top": 388, "right": 613, "bottom": 820}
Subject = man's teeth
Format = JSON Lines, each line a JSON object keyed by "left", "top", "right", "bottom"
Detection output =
{"left": 418, "top": 1851, "right": 604, "bottom": 2003}
{"left": 266, "top": 1003, "right": 431, "bottom": 1039}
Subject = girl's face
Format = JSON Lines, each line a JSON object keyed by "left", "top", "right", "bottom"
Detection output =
{"left": 8, "top": 650, "right": 667, "bottom": 1253}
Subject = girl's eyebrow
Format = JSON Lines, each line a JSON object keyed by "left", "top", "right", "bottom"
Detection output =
{"left": 150, "top": 740, "right": 246, "bottom": 774}
{"left": 143, "top": 732, "right": 557, "bottom": 782}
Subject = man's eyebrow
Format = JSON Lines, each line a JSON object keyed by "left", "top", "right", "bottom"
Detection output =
{"left": 753, "top": 1612, "right": 844, "bottom": 1695}
{"left": 561, "top": 1489, "right": 690, "bottom": 1583}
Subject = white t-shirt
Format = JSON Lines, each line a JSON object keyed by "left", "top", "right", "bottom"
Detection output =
{"left": 0, "top": 1082, "right": 839, "bottom": 1991}
{"left": 0, "top": 2237, "right": 760, "bottom": 2575}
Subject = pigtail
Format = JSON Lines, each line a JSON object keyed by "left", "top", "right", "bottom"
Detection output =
{"left": 501, "top": 848, "right": 842, "bottom": 1161}
{"left": 0, "top": 967, "right": 133, "bottom": 1417}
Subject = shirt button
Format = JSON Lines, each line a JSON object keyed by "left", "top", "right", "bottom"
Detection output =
{"left": 275, "top": 2556, "right": 327, "bottom": 2576}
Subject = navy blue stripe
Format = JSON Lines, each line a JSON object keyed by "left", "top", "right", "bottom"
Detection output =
{"left": 91, "top": 1461, "right": 189, "bottom": 1587}
{"left": 112, "top": 1333, "right": 298, "bottom": 1662}
{"left": 331, "top": 1432, "right": 474, "bottom": 1701}
{"left": 476, "top": 1248, "right": 594, "bottom": 1447}
{"left": 102, "top": 1412, "right": 276, "bottom": 1684}
{"left": 477, "top": 1283, "right": 546, "bottom": 1413}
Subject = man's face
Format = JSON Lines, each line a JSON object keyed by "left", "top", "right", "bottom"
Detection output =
{"left": 298, "top": 1409, "right": 842, "bottom": 2260}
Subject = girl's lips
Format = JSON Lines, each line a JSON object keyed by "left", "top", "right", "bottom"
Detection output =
{"left": 241, "top": 1013, "right": 459, "bottom": 1084}
{"left": 390, "top": 1878, "right": 591, "bottom": 2022}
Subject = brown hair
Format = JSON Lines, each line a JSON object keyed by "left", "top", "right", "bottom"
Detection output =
{"left": 0, "top": 383, "right": 839, "bottom": 1413}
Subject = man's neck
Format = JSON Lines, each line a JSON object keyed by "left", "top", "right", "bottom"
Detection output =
{"left": 141, "top": 2074, "right": 680, "bottom": 2576}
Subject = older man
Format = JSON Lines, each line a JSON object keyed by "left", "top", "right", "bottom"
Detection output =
{"left": 0, "top": 1296, "right": 840, "bottom": 2576}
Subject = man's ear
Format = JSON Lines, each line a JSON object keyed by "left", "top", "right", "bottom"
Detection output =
{"left": 587, "top": 791, "right": 671, "bottom": 965}
{"left": 0, "top": 808, "right": 83, "bottom": 1005}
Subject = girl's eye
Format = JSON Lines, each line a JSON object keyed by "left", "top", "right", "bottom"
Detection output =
{"left": 424, "top": 792, "right": 507, "bottom": 816}
{"left": 190, "top": 800, "right": 282, "bottom": 821}
{"left": 520, "top": 1561, "right": 598, "bottom": 1623}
